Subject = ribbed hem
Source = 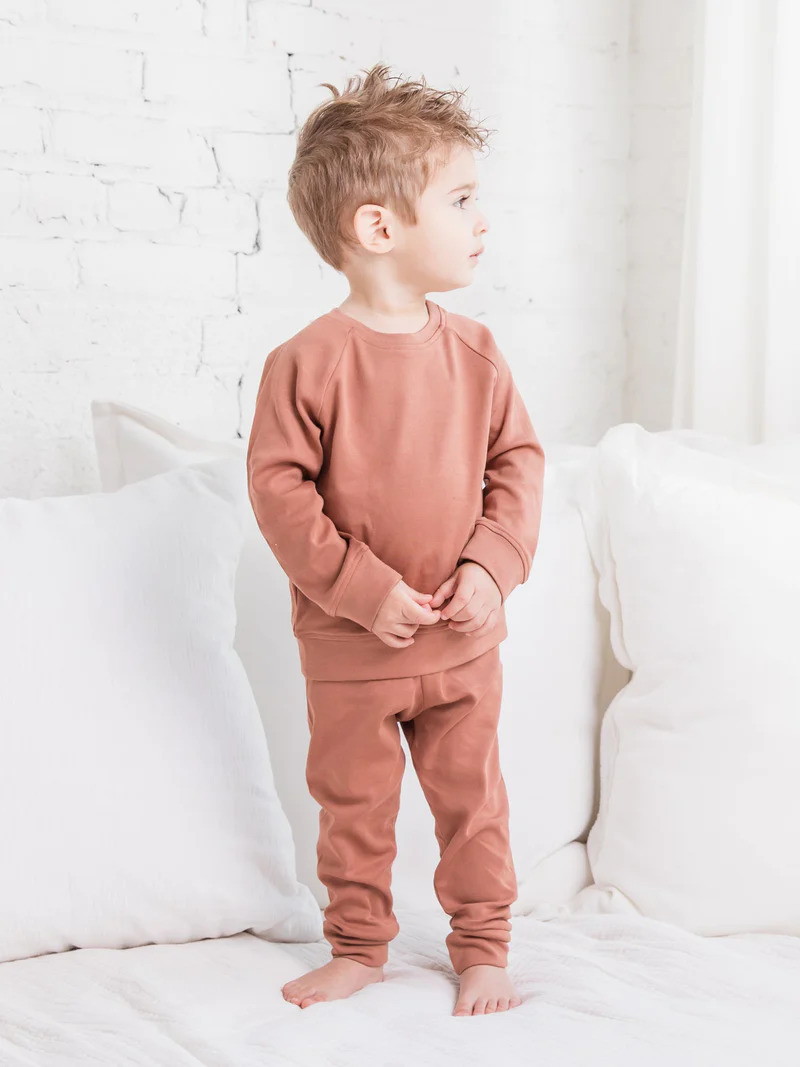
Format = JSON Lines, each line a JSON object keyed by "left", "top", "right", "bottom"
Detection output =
{"left": 296, "top": 607, "right": 508, "bottom": 681}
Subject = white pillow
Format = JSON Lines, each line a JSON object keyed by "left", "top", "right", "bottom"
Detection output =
{"left": 92, "top": 400, "right": 326, "bottom": 907}
{"left": 564, "top": 423, "right": 800, "bottom": 933}
{"left": 0, "top": 457, "right": 322, "bottom": 965}
{"left": 91, "top": 400, "right": 622, "bottom": 914}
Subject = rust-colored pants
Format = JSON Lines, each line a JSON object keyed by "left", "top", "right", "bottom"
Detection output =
{"left": 303, "top": 644, "right": 517, "bottom": 975}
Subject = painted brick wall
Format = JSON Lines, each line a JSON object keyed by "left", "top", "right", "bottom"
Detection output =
{"left": 0, "top": 0, "right": 693, "bottom": 495}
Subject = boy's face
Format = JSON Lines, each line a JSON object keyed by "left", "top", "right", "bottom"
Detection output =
{"left": 398, "top": 144, "right": 489, "bottom": 292}
{"left": 346, "top": 143, "right": 489, "bottom": 293}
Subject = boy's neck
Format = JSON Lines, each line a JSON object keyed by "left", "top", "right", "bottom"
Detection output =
{"left": 336, "top": 297, "right": 430, "bottom": 334}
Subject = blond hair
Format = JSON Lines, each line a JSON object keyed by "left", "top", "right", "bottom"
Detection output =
{"left": 286, "top": 62, "right": 494, "bottom": 271}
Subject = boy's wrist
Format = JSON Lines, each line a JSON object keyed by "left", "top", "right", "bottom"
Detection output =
{"left": 458, "top": 519, "right": 528, "bottom": 604}
{"left": 333, "top": 547, "right": 403, "bottom": 631}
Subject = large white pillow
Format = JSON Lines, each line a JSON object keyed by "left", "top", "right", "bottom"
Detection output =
{"left": 563, "top": 422, "right": 800, "bottom": 933}
{"left": 91, "top": 400, "right": 624, "bottom": 915}
{"left": 0, "top": 458, "right": 322, "bottom": 965}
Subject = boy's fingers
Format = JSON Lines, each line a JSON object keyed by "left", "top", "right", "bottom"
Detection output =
{"left": 414, "top": 602, "right": 441, "bottom": 623}
{"left": 441, "top": 594, "right": 469, "bottom": 620}
{"left": 430, "top": 576, "right": 457, "bottom": 607}
{"left": 400, "top": 593, "right": 441, "bottom": 624}
{"left": 405, "top": 588, "right": 433, "bottom": 606}
{"left": 458, "top": 608, "right": 495, "bottom": 636}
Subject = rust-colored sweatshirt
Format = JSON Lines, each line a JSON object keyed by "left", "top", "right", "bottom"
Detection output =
{"left": 246, "top": 298, "right": 545, "bottom": 681}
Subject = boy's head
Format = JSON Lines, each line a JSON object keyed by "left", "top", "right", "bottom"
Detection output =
{"left": 287, "top": 63, "right": 494, "bottom": 293}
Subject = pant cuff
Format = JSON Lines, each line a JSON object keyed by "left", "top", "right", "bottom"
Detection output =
{"left": 451, "top": 943, "right": 509, "bottom": 975}
{"left": 330, "top": 946, "right": 388, "bottom": 968}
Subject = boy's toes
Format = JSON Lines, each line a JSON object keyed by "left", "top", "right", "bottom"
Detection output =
{"left": 300, "top": 993, "right": 324, "bottom": 1008}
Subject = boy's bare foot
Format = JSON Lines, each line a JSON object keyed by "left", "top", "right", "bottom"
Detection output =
{"left": 453, "top": 963, "right": 523, "bottom": 1016}
{"left": 281, "top": 957, "right": 385, "bottom": 1008}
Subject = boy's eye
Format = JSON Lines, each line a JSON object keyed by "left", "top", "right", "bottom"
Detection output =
{"left": 457, "top": 195, "right": 469, "bottom": 208}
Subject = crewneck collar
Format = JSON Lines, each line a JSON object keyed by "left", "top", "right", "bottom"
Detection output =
{"left": 326, "top": 299, "right": 444, "bottom": 348}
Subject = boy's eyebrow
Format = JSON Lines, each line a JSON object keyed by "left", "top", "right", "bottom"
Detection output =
{"left": 448, "top": 181, "right": 478, "bottom": 193}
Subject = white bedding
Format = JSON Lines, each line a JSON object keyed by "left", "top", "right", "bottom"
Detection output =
{"left": 1, "top": 908, "right": 798, "bottom": 1065}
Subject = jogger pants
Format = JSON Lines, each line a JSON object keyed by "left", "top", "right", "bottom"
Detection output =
{"left": 303, "top": 643, "right": 517, "bottom": 975}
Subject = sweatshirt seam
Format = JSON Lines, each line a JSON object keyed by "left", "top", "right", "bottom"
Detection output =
{"left": 443, "top": 323, "right": 502, "bottom": 383}
{"left": 367, "top": 575, "right": 400, "bottom": 631}
{"left": 444, "top": 324, "right": 502, "bottom": 442}
{"left": 349, "top": 323, "right": 442, "bottom": 349}
{"left": 473, "top": 517, "right": 529, "bottom": 582}
{"left": 330, "top": 541, "right": 368, "bottom": 617}
{"left": 295, "top": 619, "right": 488, "bottom": 644}
{"left": 315, "top": 330, "right": 352, "bottom": 422}
{"left": 325, "top": 304, "right": 445, "bottom": 351}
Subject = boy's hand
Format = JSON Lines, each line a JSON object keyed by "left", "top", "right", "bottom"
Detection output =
{"left": 429, "top": 562, "right": 501, "bottom": 638}
{"left": 371, "top": 580, "right": 443, "bottom": 648}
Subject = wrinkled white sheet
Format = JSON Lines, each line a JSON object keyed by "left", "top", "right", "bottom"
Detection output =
{"left": 0, "top": 907, "right": 798, "bottom": 1066}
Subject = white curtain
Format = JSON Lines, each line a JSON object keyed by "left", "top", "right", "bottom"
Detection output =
{"left": 672, "top": 0, "right": 800, "bottom": 443}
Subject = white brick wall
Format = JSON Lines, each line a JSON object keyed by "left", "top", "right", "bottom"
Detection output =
{"left": 0, "top": 0, "right": 694, "bottom": 496}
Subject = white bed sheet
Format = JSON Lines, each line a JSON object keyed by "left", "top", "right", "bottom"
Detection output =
{"left": 0, "top": 907, "right": 798, "bottom": 1066}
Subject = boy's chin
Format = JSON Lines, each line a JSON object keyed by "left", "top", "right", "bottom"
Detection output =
{"left": 425, "top": 276, "right": 473, "bottom": 293}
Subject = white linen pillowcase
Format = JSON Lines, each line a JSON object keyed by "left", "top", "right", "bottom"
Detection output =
{"left": 0, "top": 457, "right": 322, "bottom": 965}
{"left": 90, "top": 399, "right": 623, "bottom": 915}
{"left": 563, "top": 422, "right": 800, "bottom": 933}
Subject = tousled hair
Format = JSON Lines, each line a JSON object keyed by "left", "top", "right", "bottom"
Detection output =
{"left": 286, "top": 62, "right": 494, "bottom": 271}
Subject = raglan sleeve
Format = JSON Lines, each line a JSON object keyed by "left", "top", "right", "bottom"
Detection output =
{"left": 457, "top": 340, "right": 546, "bottom": 604}
{"left": 246, "top": 344, "right": 404, "bottom": 632}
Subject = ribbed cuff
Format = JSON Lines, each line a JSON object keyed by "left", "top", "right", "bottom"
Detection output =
{"left": 333, "top": 546, "right": 404, "bottom": 632}
{"left": 458, "top": 519, "right": 527, "bottom": 604}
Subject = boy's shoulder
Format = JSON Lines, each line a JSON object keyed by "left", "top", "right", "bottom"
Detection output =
{"left": 442, "top": 307, "right": 502, "bottom": 369}
{"left": 275, "top": 309, "right": 351, "bottom": 365}
{"left": 261, "top": 310, "right": 352, "bottom": 397}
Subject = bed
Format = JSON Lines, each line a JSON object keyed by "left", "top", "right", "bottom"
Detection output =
{"left": 1, "top": 908, "right": 798, "bottom": 1065}
{"left": 1, "top": 408, "right": 798, "bottom": 1065}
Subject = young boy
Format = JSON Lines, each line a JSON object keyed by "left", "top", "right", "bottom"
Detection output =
{"left": 246, "top": 63, "right": 545, "bottom": 1017}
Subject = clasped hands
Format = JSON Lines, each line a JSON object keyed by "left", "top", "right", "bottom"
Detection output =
{"left": 371, "top": 561, "right": 501, "bottom": 649}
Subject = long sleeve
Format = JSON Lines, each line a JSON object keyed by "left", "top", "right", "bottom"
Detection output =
{"left": 246, "top": 345, "right": 404, "bottom": 632}
{"left": 457, "top": 342, "right": 546, "bottom": 604}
